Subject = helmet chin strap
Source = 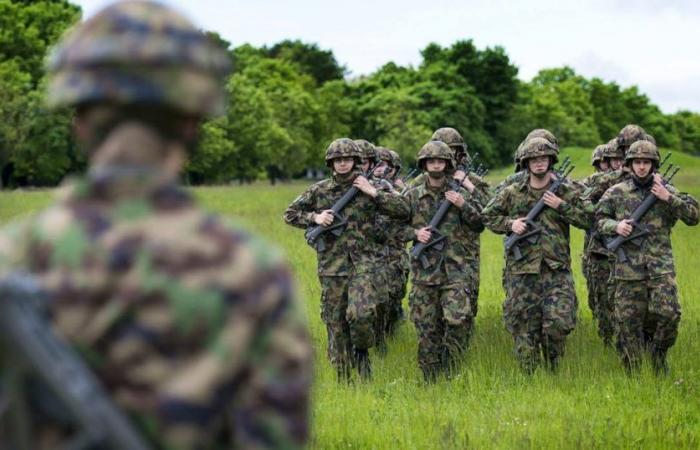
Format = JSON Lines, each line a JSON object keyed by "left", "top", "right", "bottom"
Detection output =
{"left": 427, "top": 171, "right": 446, "bottom": 180}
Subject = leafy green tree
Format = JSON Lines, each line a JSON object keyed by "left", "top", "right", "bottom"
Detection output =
{"left": 671, "top": 111, "right": 700, "bottom": 155}
{"left": 0, "top": 0, "right": 80, "bottom": 86}
{"left": 266, "top": 39, "right": 346, "bottom": 85}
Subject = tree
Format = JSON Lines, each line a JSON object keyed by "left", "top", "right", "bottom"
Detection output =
{"left": 266, "top": 39, "right": 346, "bottom": 85}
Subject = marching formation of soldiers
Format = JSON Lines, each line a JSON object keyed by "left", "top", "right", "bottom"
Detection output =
{"left": 285, "top": 124, "right": 699, "bottom": 382}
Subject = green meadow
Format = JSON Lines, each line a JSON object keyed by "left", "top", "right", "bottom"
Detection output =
{"left": 1, "top": 147, "right": 699, "bottom": 449}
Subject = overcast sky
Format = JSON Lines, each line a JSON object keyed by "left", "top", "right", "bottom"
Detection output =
{"left": 74, "top": 0, "right": 700, "bottom": 114}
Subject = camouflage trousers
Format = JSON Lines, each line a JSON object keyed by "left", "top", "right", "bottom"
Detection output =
{"left": 614, "top": 275, "right": 680, "bottom": 370}
{"left": 383, "top": 252, "right": 408, "bottom": 336}
{"left": 320, "top": 274, "right": 378, "bottom": 372}
{"left": 409, "top": 281, "right": 473, "bottom": 380}
{"left": 504, "top": 267, "right": 577, "bottom": 373}
{"left": 587, "top": 254, "right": 615, "bottom": 344}
{"left": 468, "top": 261, "right": 480, "bottom": 317}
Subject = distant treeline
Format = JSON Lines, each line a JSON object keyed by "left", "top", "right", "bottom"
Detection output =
{"left": 1, "top": 0, "right": 699, "bottom": 187}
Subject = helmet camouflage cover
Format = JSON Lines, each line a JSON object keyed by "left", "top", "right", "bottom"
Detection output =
{"left": 625, "top": 140, "right": 660, "bottom": 164}
{"left": 591, "top": 144, "right": 607, "bottom": 166}
{"left": 46, "top": 0, "right": 231, "bottom": 117}
{"left": 603, "top": 137, "right": 624, "bottom": 159}
{"left": 388, "top": 149, "right": 402, "bottom": 170}
{"left": 616, "top": 124, "right": 646, "bottom": 147}
{"left": 354, "top": 139, "right": 378, "bottom": 163}
{"left": 431, "top": 127, "right": 467, "bottom": 152}
{"left": 325, "top": 138, "right": 362, "bottom": 166}
{"left": 376, "top": 147, "right": 393, "bottom": 164}
{"left": 519, "top": 137, "right": 559, "bottom": 165}
{"left": 417, "top": 140, "right": 455, "bottom": 170}
{"left": 525, "top": 129, "right": 559, "bottom": 148}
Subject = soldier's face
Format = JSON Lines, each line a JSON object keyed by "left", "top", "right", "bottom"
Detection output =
{"left": 425, "top": 158, "right": 447, "bottom": 173}
{"left": 373, "top": 161, "right": 389, "bottom": 177}
{"left": 632, "top": 159, "right": 653, "bottom": 178}
{"left": 360, "top": 158, "right": 371, "bottom": 172}
{"left": 333, "top": 157, "right": 355, "bottom": 174}
{"left": 528, "top": 156, "right": 550, "bottom": 175}
{"left": 610, "top": 157, "right": 624, "bottom": 170}
{"left": 598, "top": 160, "right": 610, "bottom": 172}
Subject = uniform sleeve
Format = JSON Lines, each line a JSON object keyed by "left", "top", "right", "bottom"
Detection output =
{"left": 555, "top": 181, "right": 590, "bottom": 230}
{"left": 469, "top": 173, "right": 492, "bottom": 208}
{"left": 482, "top": 190, "right": 513, "bottom": 235}
{"left": 595, "top": 188, "right": 620, "bottom": 235}
{"left": 375, "top": 189, "right": 410, "bottom": 220}
{"left": 156, "top": 268, "right": 313, "bottom": 450}
{"left": 666, "top": 186, "right": 700, "bottom": 226}
{"left": 229, "top": 270, "right": 313, "bottom": 450}
{"left": 283, "top": 186, "right": 317, "bottom": 229}
{"left": 459, "top": 190, "right": 484, "bottom": 232}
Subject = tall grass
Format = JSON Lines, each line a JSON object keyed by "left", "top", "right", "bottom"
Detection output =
{"left": 1, "top": 148, "right": 698, "bottom": 448}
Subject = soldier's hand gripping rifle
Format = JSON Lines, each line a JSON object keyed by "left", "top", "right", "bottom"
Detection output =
{"left": 504, "top": 157, "right": 574, "bottom": 261}
{"left": 305, "top": 163, "right": 376, "bottom": 252}
{"left": 409, "top": 154, "right": 479, "bottom": 269}
{"left": 0, "top": 274, "right": 150, "bottom": 450}
{"left": 605, "top": 163, "right": 680, "bottom": 262}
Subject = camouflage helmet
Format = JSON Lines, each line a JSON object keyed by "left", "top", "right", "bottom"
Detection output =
{"left": 642, "top": 133, "right": 657, "bottom": 145}
{"left": 625, "top": 140, "right": 660, "bottom": 164}
{"left": 616, "top": 124, "right": 646, "bottom": 148}
{"left": 388, "top": 149, "right": 402, "bottom": 171}
{"left": 325, "top": 138, "right": 362, "bottom": 167}
{"left": 376, "top": 146, "right": 393, "bottom": 164}
{"left": 591, "top": 144, "right": 606, "bottom": 167}
{"left": 354, "top": 139, "right": 378, "bottom": 163}
{"left": 519, "top": 137, "right": 559, "bottom": 166}
{"left": 525, "top": 129, "right": 559, "bottom": 149}
{"left": 603, "top": 137, "right": 624, "bottom": 159}
{"left": 431, "top": 127, "right": 467, "bottom": 152}
{"left": 417, "top": 140, "right": 455, "bottom": 170}
{"left": 46, "top": 0, "right": 231, "bottom": 117}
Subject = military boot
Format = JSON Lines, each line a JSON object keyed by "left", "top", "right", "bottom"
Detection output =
{"left": 354, "top": 348, "right": 372, "bottom": 381}
{"left": 421, "top": 363, "right": 441, "bottom": 384}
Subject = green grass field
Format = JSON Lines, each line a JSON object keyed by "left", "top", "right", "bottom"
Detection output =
{"left": 1, "top": 147, "right": 699, "bottom": 448}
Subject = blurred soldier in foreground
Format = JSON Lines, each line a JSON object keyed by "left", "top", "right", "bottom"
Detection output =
{"left": 483, "top": 138, "right": 587, "bottom": 373}
{"left": 284, "top": 138, "right": 408, "bottom": 381}
{"left": 596, "top": 141, "right": 698, "bottom": 373}
{"left": 403, "top": 141, "right": 482, "bottom": 382}
{"left": 0, "top": 2, "right": 312, "bottom": 448}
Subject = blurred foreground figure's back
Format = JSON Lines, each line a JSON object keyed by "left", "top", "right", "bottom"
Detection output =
{"left": 0, "top": 1, "right": 312, "bottom": 448}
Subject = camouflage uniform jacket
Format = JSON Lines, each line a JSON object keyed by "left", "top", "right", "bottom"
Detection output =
{"left": 482, "top": 176, "right": 588, "bottom": 275}
{"left": 596, "top": 179, "right": 699, "bottom": 280}
{"left": 403, "top": 179, "right": 483, "bottom": 285}
{"left": 283, "top": 170, "right": 409, "bottom": 276}
{"left": 374, "top": 178, "right": 410, "bottom": 263}
{"left": 0, "top": 171, "right": 312, "bottom": 449}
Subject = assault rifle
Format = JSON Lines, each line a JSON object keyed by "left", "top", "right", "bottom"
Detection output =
{"left": 605, "top": 164, "right": 680, "bottom": 262}
{"left": 504, "top": 157, "right": 574, "bottom": 261}
{"left": 0, "top": 274, "right": 150, "bottom": 450}
{"left": 305, "top": 162, "right": 376, "bottom": 252}
{"left": 409, "top": 154, "right": 480, "bottom": 269}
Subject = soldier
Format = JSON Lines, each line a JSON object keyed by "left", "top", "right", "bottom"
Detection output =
{"left": 483, "top": 138, "right": 588, "bottom": 373}
{"left": 596, "top": 141, "right": 698, "bottom": 373}
{"left": 403, "top": 141, "right": 482, "bottom": 382}
{"left": 494, "top": 128, "right": 559, "bottom": 195}
{"left": 579, "top": 126, "right": 655, "bottom": 346}
{"left": 429, "top": 128, "right": 490, "bottom": 317}
{"left": 0, "top": 2, "right": 312, "bottom": 449}
{"left": 284, "top": 138, "right": 408, "bottom": 381}
{"left": 579, "top": 143, "right": 610, "bottom": 336}
{"left": 356, "top": 139, "right": 392, "bottom": 355}
{"left": 374, "top": 148, "right": 410, "bottom": 336}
